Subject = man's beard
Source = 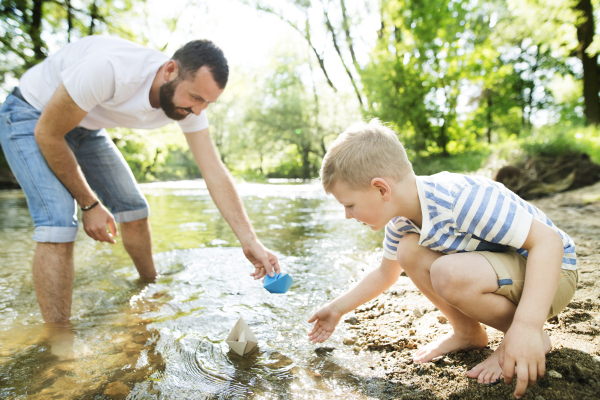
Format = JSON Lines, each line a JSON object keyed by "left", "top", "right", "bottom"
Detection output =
{"left": 159, "top": 79, "right": 190, "bottom": 121}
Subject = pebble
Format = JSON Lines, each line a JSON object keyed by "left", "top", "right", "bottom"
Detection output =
{"left": 400, "top": 319, "right": 412, "bottom": 327}
{"left": 413, "top": 308, "right": 423, "bottom": 318}
{"left": 409, "top": 328, "right": 416, "bottom": 335}
{"left": 377, "top": 302, "right": 385, "bottom": 310}
{"left": 547, "top": 370, "right": 562, "bottom": 379}
{"left": 535, "top": 396, "right": 545, "bottom": 400}
{"left": 593, "top": 356, "right": 600, "bottom": 363}
{"left": 103, "top": 382, "right": 130, "bottom": 399}
{"left": 574, "top": 363, "right": 593, "bottom": 380}
{"left": 437, "top": 315, "right": 448, "bottom": 324}
{"left": 344, "top": 316, "right": 359, "bottom": 325}
{"left": 343, "top": 336, "right": 357, "bottom": 345}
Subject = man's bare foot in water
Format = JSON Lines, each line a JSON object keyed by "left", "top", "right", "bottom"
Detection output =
{"left": 413, "top": 324, "right": 488, "bottom": 363}
{"left": 467, "top": 330, "right": 552, "bottom": 383}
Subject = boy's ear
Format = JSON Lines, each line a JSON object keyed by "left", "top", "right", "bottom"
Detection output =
{"left": 371, "top": 178, "right": 391, "bottom": 201}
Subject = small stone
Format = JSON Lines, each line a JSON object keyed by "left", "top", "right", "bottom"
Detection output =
{"left": 437, "top": 315, "right": 448, "bottom": 324}
{"left": 344, "top": 316, "right": 359, "bottom": 325}
{"left": 574, "top": 363, "right": 593, "bottom": 380}
{"left": 547, "top": 370, "right": 562, "bottom": 379}
{"left": 535, "top": 396, "right": 545, "bottom": 400}
{"left": 409, "top": 328, "right": 416, "bottom": 335}
{"left": 134, "top": 334, "right": 147, "bottom": 344}
{"left": 413, "top": 308, "right": 423, "bottom": 318}
{"left": 400, "top": 319, "right": 412, "bottom": 327}
{"left": 593, "top": 356, "right": 600, "bottom": 363}
{"left": 103, "top": 382, "right": 130, "bottom": 399}
{"left": 315, "top": 347, "right": 335, "bottom": 356}
{"left": 353, "top": 346, "right": 361, "bottom": 354}
{"left": 377, "top": 302, "right": 385, "bottom": 310}
{"left": 343, "top": 336, "right": 357, "bottom": 345}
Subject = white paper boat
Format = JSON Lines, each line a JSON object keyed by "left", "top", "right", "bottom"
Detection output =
{"left": 226, "top": 317, "right": 258, "bottom": 356}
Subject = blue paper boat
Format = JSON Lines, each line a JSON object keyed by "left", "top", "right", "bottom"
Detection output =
{"left": 263, "top": 273, "right": 293, "bottom": 294}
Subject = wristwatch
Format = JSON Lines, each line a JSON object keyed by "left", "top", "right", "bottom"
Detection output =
{"left": 81, "top": 201, "right": 100, "bottom": 211}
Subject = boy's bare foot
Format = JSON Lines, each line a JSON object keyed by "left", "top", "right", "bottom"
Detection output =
{"left": 413, "top": 325, "right": 488, "bottom": 363}
{"left": 467, "top": 341, "right": 505, "bottom": 383}
{"left": 467, "top": 330, "right": 552, "bottom": 383}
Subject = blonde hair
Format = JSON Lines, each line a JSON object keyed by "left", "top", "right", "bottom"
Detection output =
{"left": 320, "top": 119, "right": 413, "bottom": 193}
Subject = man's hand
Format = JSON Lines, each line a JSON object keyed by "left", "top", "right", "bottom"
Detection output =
{"left": 499, "top": 322, "right": 546, "bottom": 399}
{"left": 81, "top": 203, "right": 118, "bottom": 244}
{"left": 244, "top": 239, "right": 280, "bottom": 279}
{"left": 308, "top": 305, "right": 342, "bottom": 343}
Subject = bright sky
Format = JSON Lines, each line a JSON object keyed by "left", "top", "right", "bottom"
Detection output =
{"left": 142, "top": 0, "right": 380, "bottom": 93}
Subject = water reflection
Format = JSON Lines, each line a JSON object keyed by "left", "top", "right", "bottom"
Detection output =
{"left": 0, "top": 180, "right": 385, "bottom": 399}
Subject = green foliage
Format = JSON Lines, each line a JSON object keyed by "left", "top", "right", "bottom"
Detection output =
{"left": 520, "top": 126, "right": 600, "bottom": 163}
{"left": 362, "top": 0, "right": 480, "bottom": 155}
{"left": 412, "top": 148, "right": 493, "bottom": 176}
{"left": 110, "top": 125, "right": 200, "bottom": 182}
{"left": 0, "top": 0, "right": 144, "bottom": 90}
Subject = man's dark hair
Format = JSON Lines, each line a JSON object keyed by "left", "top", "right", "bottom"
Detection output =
{"left": 171, "top": 40, "right": 229, "bottom": 88}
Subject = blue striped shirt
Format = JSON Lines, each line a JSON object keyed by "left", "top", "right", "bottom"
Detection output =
{"left": 383, "top": 172, "right": 577, "bottom": 270}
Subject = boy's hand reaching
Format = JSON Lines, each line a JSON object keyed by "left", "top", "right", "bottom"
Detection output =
{"left": 308, "top": 305, "right": 342, "bottom": 343}
{"left": 499, "top": 322, "right": 546, "bottom": 399}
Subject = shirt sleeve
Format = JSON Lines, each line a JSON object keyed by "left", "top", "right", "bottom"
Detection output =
{"left": 177, "top": 110, "right": 209, "bottom": 133}
{"left": 61, "top": 58, "right": 116, "bottom": 112}
{"left": 382, "top": 217, "right": 421, "bottom": 260}
{"left": 451, "top": 185, "right": 533, "bottom": 249}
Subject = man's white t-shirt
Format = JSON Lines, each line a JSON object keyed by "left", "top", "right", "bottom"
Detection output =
{"left": 19, "top": 36, "right": 209, "bottom": 133}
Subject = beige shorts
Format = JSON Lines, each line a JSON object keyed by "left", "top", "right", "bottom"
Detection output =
{"left": 477, "top": 251, "right": 578, "bottom": 319}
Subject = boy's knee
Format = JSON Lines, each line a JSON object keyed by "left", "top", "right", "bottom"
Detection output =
{"left": 396, "top": 234, "right": 421, "bottom": 270}
{"left": 430, "top": 257, "right": 462, "bottom": 304}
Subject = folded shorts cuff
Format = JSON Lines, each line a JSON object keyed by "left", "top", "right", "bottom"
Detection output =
{"left": 113, "top": 207, "right": 150, "bottom": 223}
{"left": 32, "top": 226, "right": 78, "bottom": 243}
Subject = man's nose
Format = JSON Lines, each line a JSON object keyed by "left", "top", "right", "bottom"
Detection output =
{"left": 192, "top": 103, "right": 208, "bottom": 115}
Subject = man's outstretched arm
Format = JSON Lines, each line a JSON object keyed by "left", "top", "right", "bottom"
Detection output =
{"left": 184, "top": 129, "right": 280, "bottom": 278}
{"left": 34, "top": 84, "right": 118, "bottom": 243}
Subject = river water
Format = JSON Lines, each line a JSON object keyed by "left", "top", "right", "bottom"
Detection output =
{"left": 0, "top": 180, "right": 390, "bottom": 399}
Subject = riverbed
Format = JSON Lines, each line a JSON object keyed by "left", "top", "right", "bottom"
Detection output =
{"left": 0, "top": 180, "right": 394, "bottom": 399}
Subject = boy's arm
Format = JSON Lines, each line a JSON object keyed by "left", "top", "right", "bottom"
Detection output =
{"left": 502, "top": 218, "right": 564, "bottom": 399}
{"left": 308, "top": 257, "right": 402, "bottom": 343}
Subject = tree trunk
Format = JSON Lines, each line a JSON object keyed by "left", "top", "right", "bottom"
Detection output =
{"left": 439, "top": 119, "right": 449, "bottom": 157}
{"left": 487, "top": 95, "right": 493, "bottom": 143}
{"left": 339, "top": 0, "right": 360, "bottom": 74}
{"left": 576, "top": 0, "right": 600, "bottom": 125}
{"left": 301, "top": 147, "right": 311, "bottom": 180}
{"left": 66, "top": 0, "right": 73, "bottom": 42}
{"left": 378, "top": 0, "right": 385, "bottom": 39}
{"left": 322, "top": 5, "right": 364, "bottom": 108}
{"left": 30, "top": 0, "right": 46, "bottom": 64}
{"left": 89, "top": 1, "right": 98, "bottom": 35}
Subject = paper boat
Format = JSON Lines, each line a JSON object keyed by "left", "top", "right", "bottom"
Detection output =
{"left": 263, "top": 273, "right": 293, "bottom": 294}
{"left": 226, "top": 317, "right": 258, "bottom": 356}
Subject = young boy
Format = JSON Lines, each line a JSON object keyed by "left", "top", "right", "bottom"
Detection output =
{"left": 307, "top": 119, "right": 577, "bottom": 399}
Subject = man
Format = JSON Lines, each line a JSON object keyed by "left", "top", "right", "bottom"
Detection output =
{"left": 0, "top": 36, "right": 279, "bottom": 324}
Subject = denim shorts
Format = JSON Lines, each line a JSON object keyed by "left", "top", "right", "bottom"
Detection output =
{"left": 0, "top": 91, "right": 149, "bottom": 243}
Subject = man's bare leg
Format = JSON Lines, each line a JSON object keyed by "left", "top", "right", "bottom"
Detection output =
{"left": 32, "top": 242, "right": 74, "bottom": 323}
{"left": 120, "top": 217, "right": 156, "bottom": 279}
